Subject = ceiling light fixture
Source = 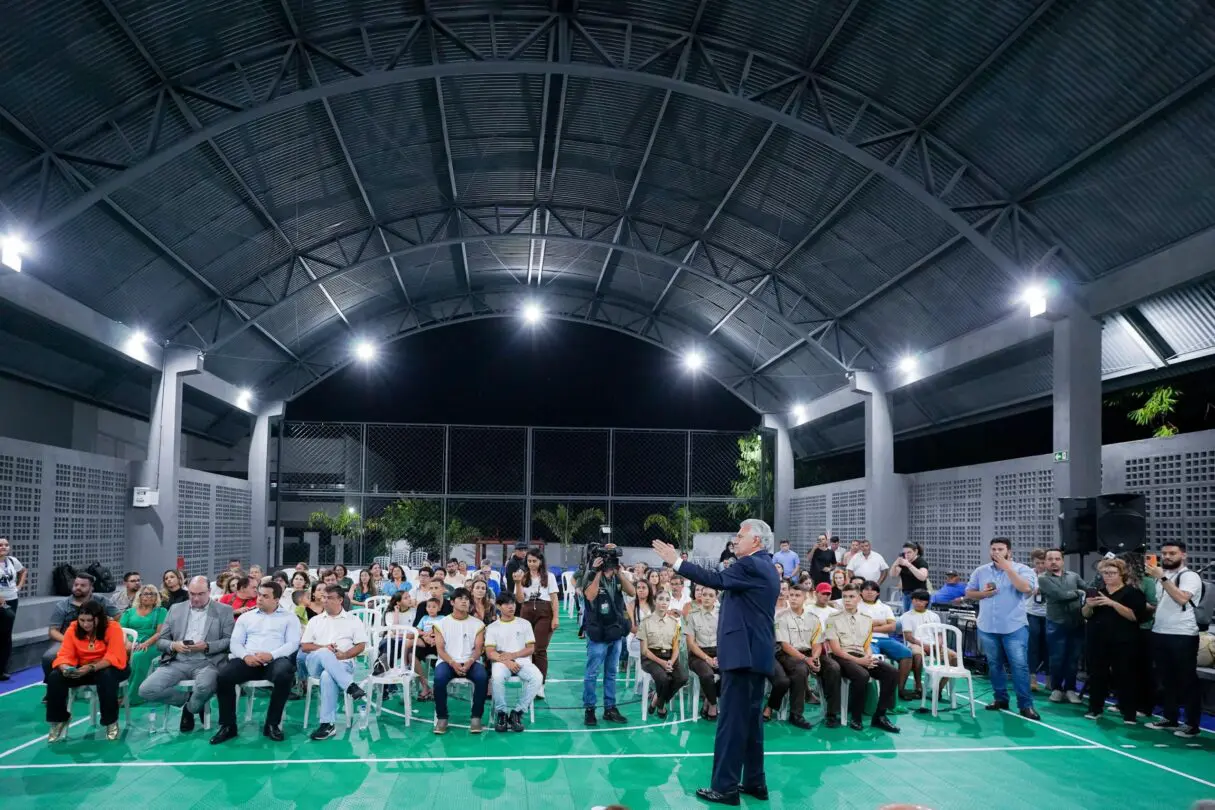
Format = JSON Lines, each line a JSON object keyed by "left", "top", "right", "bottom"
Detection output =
{"left": 898, "top": 355, "right": 919, "bottom": 373}
{"left": 522, "top": 302, "right": 543, "bottom": 325}
{"left": 1, "top": 234, "right": 26, "bottom": 272}
{"left": 236, "top": 389, "right": 253, "bottom": 410}
{"left": 354, "top": 340, "right": 377, "bottom": 362}
{"left": 683, "top": 349, "right": 705, "bottom": 372}
{"left": 1021, "top": 283, "right": 1048, "bottom": 318}
{"left": 791, "top": 404, "right": 806, "bottom": 422}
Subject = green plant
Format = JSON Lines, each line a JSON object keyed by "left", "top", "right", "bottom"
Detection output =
{"left": 533, "top": 504, "right": 605, "bottom": 549}
{"left": 308, "top": 508, "right": 363, "bottom": 539}
{"left": 729, "top": 432, "right": 773, "bottom": 522}
{"left": 444, "top": 517, "right": 482, "bottom": 548}
{"left": 644, "top": 504, "right": 710, "bottom": 552}
{"left": 1126, "top": 385, "right": 1181, "bottom": 438}
{"left": 365, "top": 499, "right": 443, "bottom": 559}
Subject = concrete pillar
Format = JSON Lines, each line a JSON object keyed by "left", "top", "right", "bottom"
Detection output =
{"left": 1052, "top": 314, "right": 1103, "bottom": 500}
{"left": 761, "top": 414, "right": 794, "bottom": 542}
{"left": 248, "top": 402, "right": 284, "bottom": 568}
{"left": 128, "top": 348, "right": 202, "bottom": 577}
{"left": 852, "top": 372, "right": 908, "bottom": 564}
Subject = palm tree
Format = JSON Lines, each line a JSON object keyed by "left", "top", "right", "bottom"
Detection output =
{"left": 533, "top": 504, "right": 605, "bottom": 549}
{"left": 444, "top": 517, "right": 482, "bottom": 548}
{"left": 644, "top": 504, "right": 710, "bottom": 552}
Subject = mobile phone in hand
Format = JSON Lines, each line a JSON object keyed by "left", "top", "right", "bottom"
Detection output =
{"left": 1085, "top": 588, "right": 1099, "bottom": 599}
{"left": 1145, "top": 553, "right": 1158, "bottom": 568}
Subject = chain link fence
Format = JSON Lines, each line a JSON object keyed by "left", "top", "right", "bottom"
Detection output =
{"left": 274, "top": 422, "right": 772, "bottom": 566}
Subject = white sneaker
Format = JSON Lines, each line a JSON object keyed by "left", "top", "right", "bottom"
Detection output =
{"left": 1049, "top": 690, "right": 1065, "bottom": 703}
{"left": 1174, "top": 726, "right": 1200, "bottom": 739}
{"left": 1065, "top": 690, "right": 1082, "bottom": 704}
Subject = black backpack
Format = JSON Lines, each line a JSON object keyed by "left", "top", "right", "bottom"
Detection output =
{"left": 52, "top": 563, "right": 76, "bottom": 596}
{"left": 84, "top": 561, "right": 116, "bottom": 594}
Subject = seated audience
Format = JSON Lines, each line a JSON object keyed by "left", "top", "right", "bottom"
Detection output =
{"left": 1082, "top": 558, "right": 1148, "bottom": 724}
{"left": 332, "top": 564, "right": 350, "bottom": 591}
{"left": 469, "top": 578, "right": 497, "bottom": 624}
{"left": 860, "top": 581, "right": 918, "bottom": 699}
{"left": 110, "top": 571, "right": 143, "bottom": 612}
{"left": 898, "top": 590, "right": 948, "bottom": 697}
{"left": 829, "top": 568, "right": 848, "bottom": 601}
{"left": 826, "top": 584, "right": 900, "bottom": 733}
{"left": 349, "top": 569, "right": 377, "bottom": 608}
{"left": 774, "top": 579, "right": 791, "bottom": 616}
{"left": 296, "top": 582, "right": 326, "bottom": 627}
{"left": 638, "top": 590, "right": 688, "bottom": 719}
{"left": 46, "top": 600, "right": 130, "bottom": 741}
{"left": 319, "top": 569, "right": 353, "bottom": 610}
{"left": 300, "top": 584, "right": 368, "bottom": 740}
{"left": 162, "top": 569, "right": 189, "bottom": 608}
{"left": 411, "top": 596, "right": 444, "bottom": 700}
{"left": 211, "top": 582, "right": 301, "bottom": 745}
{"left": 433, "top": 588, "right": 488, "bottom": 734}
{"left": 44, "top": 573, "right": 120, "bottom": 684}
{"left": 139, "top": 575, "right": 235, "bottom": 732}
{"left": 248, "top": 565, "right": 265, "bottom": 584}
{"left": 445, "top": 559, "right": 468, "bottom": 589}
{"left": 485, "top": 591, "right": 542, "bottom": 732}
{"left": 220, "top": 576, "right": 259, "bottom": 617}
{"left": 667, "top": 576, "right": 692, "bottom": 617}
{"left": 289, "top": 570, "right": 312, "bottom": 599}
{"left": 479, "top": 558, "right": 502, "bottom": 589}
{"left": 930, "top": 571, "right": 968, "bottom": 606}
{"left": 808, "top": 582, "right": 839, "bottom": 626}
{"left": 775, "top": 584, "right": 832, "bottom": 730}
{"left": 685, "top": 585, "right": 721, "bottom": 720}
{"left": 381, "top": 564, "right": 411, "bottom": 597}
{"left": 119, "top": 584, "right": 168, "bottom": 703}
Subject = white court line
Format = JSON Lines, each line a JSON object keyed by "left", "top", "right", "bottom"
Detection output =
{"left": 0, "top": 682, "right": 42, "bottom": 698}
{"left": 959, "top": 695, "right": 1215, "bottom": 790}
{"left": 377, "top": 706, "right": 693, "bottom": 734}
{"left": 0, "top": 743, "right": 1098, "bottom": 771}
{"left": 0, "top": 718, "right": 90, "bottom": 761}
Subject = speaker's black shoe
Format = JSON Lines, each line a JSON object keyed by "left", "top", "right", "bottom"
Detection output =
{"left": 179, "top": 707, "right": 196, "bottom": 733}
{"left": 695, "top": 788, "right": 740, "bottom": 806}
{"left": 209, "top": 725, "right": 238, "bottom": 745}
{"left": 847, "top": 717, "right": 863, "bottom": 731}
{"left": 790, "top": 714, "right": 813, "bottom": 730}
{"left": 263, "top": 724, "right": 285, "bottom": 742}
{"left": 740, "top": 784, "right": 769, "bottom": 800}
{"left": 871, "top": 714, "right": 900, "bottom": 734}
{"left": 824, "top": 714, "right": 841, "bottom": 728}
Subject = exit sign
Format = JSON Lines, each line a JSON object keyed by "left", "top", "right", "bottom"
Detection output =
{"left": 1053, "top": 450, "right": 1069, "bottom": 462}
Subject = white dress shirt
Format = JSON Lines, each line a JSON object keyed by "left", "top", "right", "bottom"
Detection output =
{"left": 230, "top": 607, "right": 301, "bottom": 659}
{"left": 302, "top": 609, "right": 369, "bottom": 652}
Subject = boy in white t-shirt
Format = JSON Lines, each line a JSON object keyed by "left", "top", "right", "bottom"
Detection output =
{"left": 433, "top": 588, "right": 487, "bottom": 735}
{"left": 485, "top": 591, "right": 542, "bottom": 732}
{"left": 897, "top": 590, "right": 943, "bottom": 656}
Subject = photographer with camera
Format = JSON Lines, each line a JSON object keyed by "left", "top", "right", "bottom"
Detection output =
{"left": 581, "top": 529, "right": 635, "bottom": 726}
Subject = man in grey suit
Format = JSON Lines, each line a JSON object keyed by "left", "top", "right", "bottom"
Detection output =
{"left": 139, "top": 575, "right": 235, "bottom": 732}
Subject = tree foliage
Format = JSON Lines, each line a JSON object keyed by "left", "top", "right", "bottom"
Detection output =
{"left": 729, "top": 431, "right": 773, "bottom": 522}
{"left": 365, "top": 499, "right": 443, "bottom": 559}
{"left": 644, "top": 504, "right": 710, "bottom": 552}
{"left": 1127, "top": 385, "right": 1180, "bottom": 438}
{"left": 308, "top": 508, "right": 363, "bottom": 540}
{"left": 533, "top": 504, "right": 605, "bottom": 548}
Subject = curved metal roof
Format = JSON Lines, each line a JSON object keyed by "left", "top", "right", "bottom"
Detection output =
{"left": 2, "top": 0, "right": 1215, "bottom": 431}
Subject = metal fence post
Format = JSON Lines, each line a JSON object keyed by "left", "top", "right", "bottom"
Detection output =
{"left": 524, "top": 426, "right": 534, "bottom": 545}
{"left": 273, "top": 417, "right": 284, "bottom": 567}
{"left": 685, "top": 430, "right": 693, "bottom": 549}
{"left": 607, "top": 428, "right": 614, "bottom": 529}
{"left": 442, "top": 424, "right": 450, "bottom": 562}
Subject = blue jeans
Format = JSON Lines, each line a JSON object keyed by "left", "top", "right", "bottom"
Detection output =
{"left": 1046, "top": 620, "right": 1083, "bottom": 692}
{"left": 299, "top": 649, "right": 356, "bottom": 724}
{"left": 902, "top": 593, "right": 914, "bottom": 613}
{"left": 1026, "top": 614, "right": 1047, "bottom": 679}
{"left": 979, "top": 626, "right": 1033, "bottom": 710}
{"left": 434, "top": 661, "right": 488, "bottom": 721}
{"left": 582, "top": 637, "right": 623, "bottom": 709}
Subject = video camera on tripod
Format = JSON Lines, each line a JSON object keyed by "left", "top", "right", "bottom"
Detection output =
{"left": 586, "top": 525, "right": 620, "bottom": 572}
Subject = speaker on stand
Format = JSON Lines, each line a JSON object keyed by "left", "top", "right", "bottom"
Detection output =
{"left": 1058, "top": 497, "right": 1097, "bottom": 555}
{"left": 1095, "top": 493, "right": 1147, "bottom": 554}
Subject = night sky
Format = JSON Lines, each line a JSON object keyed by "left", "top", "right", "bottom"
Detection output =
{"left": 290, "top": 318, "right": 760, "bottom": 430}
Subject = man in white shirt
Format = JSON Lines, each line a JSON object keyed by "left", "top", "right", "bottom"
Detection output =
{"left": 299, "top": 584, "right": 368, "bottom": 740}
{"left": 485, "top": 591, "right": 541, "bottom": 732}
{"left": 846, "top": 540, "right": 889, "bottom": 586}
{"left": 433, "top": 587, "right": 488, "bottom": 734}
{"left": 211, "top": 581, "right": 301, "bottom": 744}
{"left": 668, "top": 576, "right": 692, "bottom": 617}
{"left": 1145, "top": 542, "right": 1205, "bottom": 737}
{"left": 445, "top": 559, "right": 468, "bottom": 589}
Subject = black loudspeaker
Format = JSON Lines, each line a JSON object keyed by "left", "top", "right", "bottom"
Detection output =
{"left": 1058, "top": 497, "right": 1097, "bottom": 554}
{"left": 1095, "top": 493, "right": 1147, "bottom": 553}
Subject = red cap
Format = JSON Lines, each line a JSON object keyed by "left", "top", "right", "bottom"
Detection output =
{"left": 815, "top": 582, "right": 832, "bottom": 594}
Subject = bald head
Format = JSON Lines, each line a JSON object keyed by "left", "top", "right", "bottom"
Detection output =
{"left": 187, "top": 575, "right": 211, "bottom": 608}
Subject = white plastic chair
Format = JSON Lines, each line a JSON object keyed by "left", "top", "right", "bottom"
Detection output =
{"left": 690, "top": 670, "right": 721, "bottom": 721}
{"left": 561, "top": 571, "right": 578, "bottom": 617}
{"left": 369, "top": 625, "right": 419, "bottom": 727}
{"left": 638, "top": 665, "right": 687, "bottom": 722}
{"left": 302, "top": 668, "right": 358, "bottom": 730}
{"left": 161, "top": 678, "right": 213, "bottom": 731}
{"left": 916, "top": 622, "right": 975, "bottom": 718}
{"left": 236, "top": 680, "right": 286, "bottom": 724}
{"left": 350, "top": 608, "right": 384, "bottom": 662}
{"left": 364, "top": 595, "right": 390, "bottom": 616}
{"left": 498, "top": 670, "right": 538, "bottom": 723}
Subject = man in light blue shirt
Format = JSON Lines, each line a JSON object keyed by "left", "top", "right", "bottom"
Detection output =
{"left": 966, "top": 538, "right": 1040, "bottom": 719}
{"left": 773, "top": 540, "right": 799, "bottom": 578}
{"left": 210, "top": 581, "right": 301, "bottom": 744}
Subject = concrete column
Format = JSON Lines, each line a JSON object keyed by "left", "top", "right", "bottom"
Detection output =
{"left": 761, "top": 414, "right": 794, "bottom": 542}
{"left": 851, "top": 372, "right": 908, "bottom": 564}
{"left": 248, "top": 402, "right": 284, "bottom": 568}
{"left": 128, "top": 348, "right": 202, "bottom": 577}
{"left": 1052, "top": 314, "right": 1103, "bottom": 499}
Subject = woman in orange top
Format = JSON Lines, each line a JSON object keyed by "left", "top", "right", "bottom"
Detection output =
{"left": 47, "top": 600, "right": 130, "bottom": 742}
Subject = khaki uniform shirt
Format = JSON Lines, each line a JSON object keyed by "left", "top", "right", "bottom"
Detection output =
{"left": 775, "top": 609, "right": 821, "bottom": 652}
{"left": 825, "top": 610, "right": 873, "bottom": 656}
{"left": 685, "top": 606, "right": 719, "bottom": 649}
{"left": 638, "top": 613, "right": 682, "bottom": 653}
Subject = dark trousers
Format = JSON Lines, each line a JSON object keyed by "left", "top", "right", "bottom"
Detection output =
{"left": 520, "top": 600, "right": 554, "bottom": 680}
{"left": 689, "top": 646, "right": 719, "bottom": 704}
{"left": 434, "top": 661, "right": 488, "bottom": 720}
{"left": 775, "top": 651, "right": 819, "bottom": 718}
{"left": 1154, "top": 633, "right": 1201, "bottom": 727}
{"left": 1027, "top": 614, "right": 1047, "bottom": 679}
{"left": 216, "top": 656, "right": 295, "bottom": 729}
{"left": 641, "top": 654, "right": 688, "bottom": 707}
{"left": 832, "top": 653, "right": 897, "bottom": 721}
{"left": 1132, "top": 627, "right": 1157, "bottom": 714}
{"left": 711, "top": 670, "right": 767, "bottom": 795}
{"left": 766, "top": 655, "right": 789, "bottom": 711}
{"left": 46, "top": 666, "right": 130, "bottom": 725}
{"left": 1087, "top": 637, "right": 1135, "bottom": 721}
{"left": 0, "top": 599, "right": 16, "bottom": 674}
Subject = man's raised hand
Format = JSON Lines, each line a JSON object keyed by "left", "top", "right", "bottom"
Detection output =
{"left": 651, "top": 539, "right": 678, "bottom": 566}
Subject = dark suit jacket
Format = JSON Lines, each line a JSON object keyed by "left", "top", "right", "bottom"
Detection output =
{"left": 156, "top": 599, "right": 235, "bottom": 665}
{"left": 676, "top": 551, "right": 779, "bottom": 675}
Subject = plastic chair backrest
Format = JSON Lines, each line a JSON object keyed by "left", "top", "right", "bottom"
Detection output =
{"left": 917, "top": 622, "right": 963, "bottom": 669}
{"left": 364, "top": 595, "right": 390, "bottom": 615}
{"left": 380, "top": 624, "right": 419, "bottom": 675}
{"left": 350, "top": 607, "right": 382, "bottom": 634}
{"left": 561, "top": 571, "right": 576, "bottom": 590}
{"left": 122, "top": 627, "right": 140, "bottom": 649}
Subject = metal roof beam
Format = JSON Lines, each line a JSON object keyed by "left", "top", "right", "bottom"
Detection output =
{"left": 425, "top": 6, "right": 471, "bottom": 291}
{"left": 1080, "top": 224, "right": 1215, "bottom": 316}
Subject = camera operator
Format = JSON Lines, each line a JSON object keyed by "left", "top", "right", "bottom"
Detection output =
{"left": 581, "top": 538, "right": 635, "bottom": 727}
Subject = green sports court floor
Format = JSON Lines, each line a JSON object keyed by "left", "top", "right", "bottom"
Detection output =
{"left": 1, "top": 627, "right": 1211, "bottom": 810}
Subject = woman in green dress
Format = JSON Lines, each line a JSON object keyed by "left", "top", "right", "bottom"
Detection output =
{"left": 119, "top": 585, "right": 167, "bottom": 705}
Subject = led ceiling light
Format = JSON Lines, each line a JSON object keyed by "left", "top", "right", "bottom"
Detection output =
{"left": 1, "top": 234, "right": 26, "bottom": 272}
{"left": 898, "top": 355, "right": 919, "bottom": 373}
{"left": 522, "top": 302, "right": 543, "bottom": 325}
{"left": 236, "top": 389, "right": 253, "bottom": 410}
{"left": 791, "top": 404, "right": 806, "bottom": 422}
{"left": 683, "top": 349, "right": 705, "bottom": 371}
{"left": 1021, "top": 283, "right": 1048, "bottom": 318}
{"left": 354, "top": 340, "right": 377, "bottom": 362}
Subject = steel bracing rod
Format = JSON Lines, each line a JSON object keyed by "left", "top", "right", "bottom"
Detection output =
{"left": 0, "top": 101, "right": 314, "bottom": 375}
{"left": 731, "top": 321, "right": 832, "bottom": 386}
{"left": 205, "top": 227, "right": 813, "bottom": 356}
{"left": 259, "top": 282, "right": 784, "bottom": 411}
{"left": 528, "top": 9, "right": 570, "bottom": 286}
{"left": 589, "top": 0, "right": 707, "bottom": 317}
{"left": 807, "top": 0, "right": 861, "bottom": 72}
{"left": 425, "top": 1, "right": 472, "bottom": 291}
{"left": 99, "top": 0, "right": 349, "bottom": 335}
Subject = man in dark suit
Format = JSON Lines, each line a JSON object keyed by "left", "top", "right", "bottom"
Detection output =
{"left": 653, "top": 519, "right": 780, "bottom": 806}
